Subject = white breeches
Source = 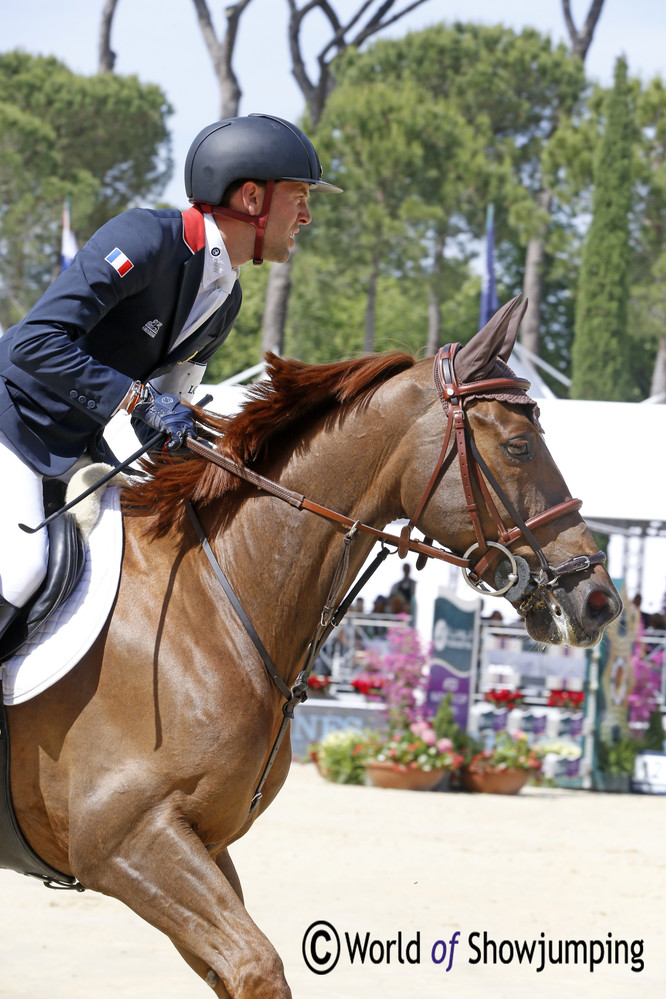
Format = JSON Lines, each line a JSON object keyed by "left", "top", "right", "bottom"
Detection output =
{"left": 0, "top": 433, "right": 48, "bottom": 607}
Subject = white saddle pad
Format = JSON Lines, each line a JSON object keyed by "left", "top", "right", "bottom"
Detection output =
{"left": 1, "top": 487, "right": 123, "bottom": 706}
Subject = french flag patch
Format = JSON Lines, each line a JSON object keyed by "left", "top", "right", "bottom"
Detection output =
{"left": 105, "top": 246, "right": 134, "bottom": 277}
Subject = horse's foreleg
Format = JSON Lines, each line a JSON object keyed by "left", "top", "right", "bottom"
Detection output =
{"left": 71, "top": 815, "right": 291, "bottom": 999}
{"left": 170, "top": 849, "right": 251, "bottom": 998}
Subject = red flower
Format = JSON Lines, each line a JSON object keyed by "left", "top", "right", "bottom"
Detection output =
{"left": 352, "top": 674, "right": 384, "bottom": 696}
{"left": 484, "top": 688, "right": 525, "bottom": 711}
{"left": 308, "top": 674, "right": 332, "bottom": 691}
{"left": 547, "top": 689, "right": 584, "bottom": 711}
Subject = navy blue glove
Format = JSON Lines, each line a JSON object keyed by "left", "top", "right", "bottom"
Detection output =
{"left": 132, "top": 384, "right": 197, "bottom": 451}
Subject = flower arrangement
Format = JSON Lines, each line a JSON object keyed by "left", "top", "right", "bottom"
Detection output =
{"left": 308, "top": 728, "right": 367, "bottom": 785}
{"left": 464, "top": 730, "right": 542, "bottom": 775}
{"left": 547, "top": 689, "right": 585, "bottom": 712}
{"left": 307, "top": 674, "right": 332, "bottom": 693}
{"left": 351, "top": 672, "right": 384, "bottom": 697}
{"left": 364, "top": 720, "right": 463, "bottom": 774}
{"left": 538, "top": 739, "right": 582, "bottom": 761}
{"left": 628, "top": 632, "right": 662, "bottom": 731}
{"left": 309, "top": 628, "right": 467, "bottom": 787}
{"left": 483, "top": 687, "right": 525, "bottom": 711}
{"left": 361, "top": 625, "right": 427, "bottom": 727}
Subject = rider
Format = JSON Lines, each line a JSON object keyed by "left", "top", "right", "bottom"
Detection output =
{"left": 0, "top": 113, "right": 341, "bottom": 643}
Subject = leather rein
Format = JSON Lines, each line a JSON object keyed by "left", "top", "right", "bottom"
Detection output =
{"left": 184, "top": 345, "right": 605, "bottom": 814}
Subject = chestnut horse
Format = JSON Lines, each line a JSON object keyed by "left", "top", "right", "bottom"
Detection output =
{"left": 5, "top": 301, "right": 620, "bottom": 997}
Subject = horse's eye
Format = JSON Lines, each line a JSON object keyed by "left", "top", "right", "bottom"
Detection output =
{"left": 505, "top": 438, "right": 531, "bottom": 458}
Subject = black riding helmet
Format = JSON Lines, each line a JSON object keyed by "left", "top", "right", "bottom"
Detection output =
{"left": 184, "top": 113, "right": 342, "bottom": 204}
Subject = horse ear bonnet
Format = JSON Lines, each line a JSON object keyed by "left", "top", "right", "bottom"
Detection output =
{"left": 455, "top": 295, "right": 524, "bottom": 383}
{"left": 451, "top": 296, "right": 542, "bottom": 431}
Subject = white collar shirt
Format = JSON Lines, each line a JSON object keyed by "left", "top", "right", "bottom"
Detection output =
{"left": 173, "top": 213, "right": 239, "bottom": 349}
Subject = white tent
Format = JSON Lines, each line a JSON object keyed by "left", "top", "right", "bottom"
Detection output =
{"left": 536, "top": 398, "right": 666, "bottom": 530}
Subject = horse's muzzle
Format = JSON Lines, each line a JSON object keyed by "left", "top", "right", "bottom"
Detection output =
{"left": 519, "top": 575, "right": 622, "bottom": 647}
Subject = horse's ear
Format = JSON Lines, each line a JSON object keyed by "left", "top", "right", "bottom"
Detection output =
{"left": 499, "top": 297, "right": 528, "bottom": 361}
{"left": 454, "top": 295, "right": 525, "bottom": 383}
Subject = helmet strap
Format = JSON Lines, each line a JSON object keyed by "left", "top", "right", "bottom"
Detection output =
{"left": 199, "top": 179, "right": 275, "bottom": 266}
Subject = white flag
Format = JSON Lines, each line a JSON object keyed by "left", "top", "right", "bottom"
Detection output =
{"left": 61, "top": 200, "right": 78, "bottom": 271}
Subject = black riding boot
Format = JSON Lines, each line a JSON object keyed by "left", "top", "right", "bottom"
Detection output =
{"left": 0, "top": 596, "right": 21, "bottom": 643}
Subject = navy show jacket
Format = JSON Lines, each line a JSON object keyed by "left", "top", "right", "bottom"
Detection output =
{"left": 0, "top": 207, "right": 241, "bottom": 475}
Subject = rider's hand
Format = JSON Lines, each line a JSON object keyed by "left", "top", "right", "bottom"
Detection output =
{"left": 131, "top": 383, "right": 197, "bottom": 451}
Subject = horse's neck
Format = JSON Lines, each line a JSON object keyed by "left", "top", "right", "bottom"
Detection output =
{"left": 216, "top": 378, "right": 421, "bottom": 673}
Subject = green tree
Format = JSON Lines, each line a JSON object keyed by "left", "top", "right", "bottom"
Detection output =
{"left": 629, "top": 76, "right": 666, "bottom": 399}
{"left": 283, "top": 24, "right": 588, "bottom": 364}
{"left": 302, "top": 71, "right": 488, "bottom": 354}
{"left": 571, "top": 56, "right": 637, "bottom": 400}
{"left": 0, "top": 51, "right": 172, "bottom": 328}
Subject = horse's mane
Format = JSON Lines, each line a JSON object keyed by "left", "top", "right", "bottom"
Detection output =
{"left": 122, "top": 351, "right": 415, "bottom": 538}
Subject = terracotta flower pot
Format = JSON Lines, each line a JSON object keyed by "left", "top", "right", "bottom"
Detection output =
{"left": 461, "top": 767, "right": 530, "bottom": 795}
{"left": 365, "top": 760, "right": 448, "bottom": 791}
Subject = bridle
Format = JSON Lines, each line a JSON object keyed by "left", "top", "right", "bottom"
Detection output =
{"left": 398, "top": 342, "right": 606, "bottom": 602}
{"left": 184, "top": 345, "right": 605, "bottom": 814}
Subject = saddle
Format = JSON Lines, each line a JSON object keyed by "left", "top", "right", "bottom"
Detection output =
{"left": 0, "top": 480, "right": 86, "bottom": 662}
{"left": 0, "top": 481, "right": 85, "bottom": 888}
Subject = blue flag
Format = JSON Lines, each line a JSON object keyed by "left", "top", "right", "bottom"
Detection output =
{"left": 478, "top": 203, "right": 499, "bottom": 330}
{"left": 61, "top": 199, "right": 78, "bottom": 271}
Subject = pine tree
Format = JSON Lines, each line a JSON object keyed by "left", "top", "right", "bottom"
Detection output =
{"left": 571, "top": 56, "right": 636, "bottom": 399}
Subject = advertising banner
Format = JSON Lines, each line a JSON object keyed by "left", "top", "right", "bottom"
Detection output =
{"left": 425, "top": 589, "right": 481, "bottom": 730}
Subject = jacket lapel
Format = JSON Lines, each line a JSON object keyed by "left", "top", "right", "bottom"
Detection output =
{"left": 150, "top": 288, "right": 240, "bottom": 376}
{"left": 164, "top": 206, "right": 208, "bottom": 352}
{"left": 165, "top": 250, "right": 205, "bottom": 352}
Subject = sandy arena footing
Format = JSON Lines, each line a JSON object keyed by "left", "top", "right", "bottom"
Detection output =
{"left": 1, "top": 762, "right": 664, "bottom": 999}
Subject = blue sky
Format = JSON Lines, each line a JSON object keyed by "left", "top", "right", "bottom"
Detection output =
{"left": 3, "top": 0, "right": 665, "bottom": 205}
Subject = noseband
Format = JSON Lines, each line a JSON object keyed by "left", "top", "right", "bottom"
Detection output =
{"left": 398, "top": 343, "right": 605, "bottom": 602}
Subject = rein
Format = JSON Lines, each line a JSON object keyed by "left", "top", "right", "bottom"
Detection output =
{"left": 184, "top": 348, "right": 604, "bottom": 814}
{"left": 185, "top": 438, "right": 469, "bottom": 567}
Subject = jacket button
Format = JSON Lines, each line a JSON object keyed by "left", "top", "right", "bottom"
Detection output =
{"left": 78, "top": 395, "right": 87, "bottom": 404}
{"left": 69, "top": 390, "right": 77, "bottom": 399}
{"left": 87, "top": 400, "right": 96, "bottom": 410}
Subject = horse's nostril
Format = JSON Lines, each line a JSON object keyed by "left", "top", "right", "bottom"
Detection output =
{"left": 588, "top": 589, "right": 609, "bottom": 617}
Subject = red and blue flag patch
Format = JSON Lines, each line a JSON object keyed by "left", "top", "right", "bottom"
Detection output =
{"left": 105, "top": 247, "right": 134, "bottom": 277}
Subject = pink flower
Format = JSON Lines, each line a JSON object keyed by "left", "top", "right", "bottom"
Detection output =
{"left": 437, "top": 737, "right": 453, "bottom": 753}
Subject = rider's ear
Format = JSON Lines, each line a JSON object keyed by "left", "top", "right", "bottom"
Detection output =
{"left": 456, "top": 294, "right": 523, "bottom": 383}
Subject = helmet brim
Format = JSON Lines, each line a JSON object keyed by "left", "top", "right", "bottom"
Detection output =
{"left": 282, "top": 176, "right": 343, "bottom": 194}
